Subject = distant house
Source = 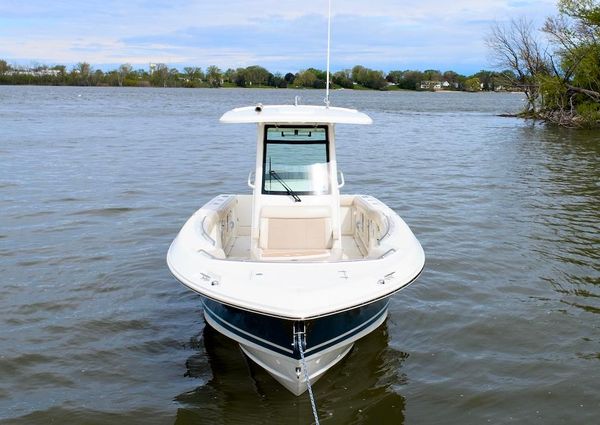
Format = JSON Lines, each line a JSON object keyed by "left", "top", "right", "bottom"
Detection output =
{"left": 40, "top": 69, "right": 61, "bottom": 77}
{"left": 443, "top": 81, "right": 461, "bottom": 89}
{"left": 4, "top": 68, "right": 61, "bottom": 77}
{"left": 419, "top": 80, "right": 442, "bottom": 90}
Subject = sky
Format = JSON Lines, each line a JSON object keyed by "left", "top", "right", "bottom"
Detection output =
{"left": 0, "top": 0, "right": 558, "bottom": 75}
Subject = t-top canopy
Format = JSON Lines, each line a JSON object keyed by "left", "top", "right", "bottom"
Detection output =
{"left": 219, "top": 104, "right": 373, "bottom": 125}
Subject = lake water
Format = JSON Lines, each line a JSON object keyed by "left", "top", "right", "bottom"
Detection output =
{"left": 0, "top": 86, "right": 598, "bottom": 424}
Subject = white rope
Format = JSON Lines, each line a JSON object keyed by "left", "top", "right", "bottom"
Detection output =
{"left": 297, "top": 332, "right": 320, "bottom": 425}
{"left": 324, "top": 0, "right": 332, "bottom": 108}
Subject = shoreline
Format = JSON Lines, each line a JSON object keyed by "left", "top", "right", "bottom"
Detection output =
{"left": 0, "top": 83, "right": 523, "bottom": 94}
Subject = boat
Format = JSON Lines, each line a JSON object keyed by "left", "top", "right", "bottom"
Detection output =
{"left": 167, "top": 102, "right": 425, "bottom": 395}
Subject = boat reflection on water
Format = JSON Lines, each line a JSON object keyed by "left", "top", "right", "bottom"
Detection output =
{"left": 174, "top": 322, "right": 408, "bottom": 424}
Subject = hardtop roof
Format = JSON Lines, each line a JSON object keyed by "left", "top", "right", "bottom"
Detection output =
{"left": 219, "top": 104, "right": 373, "bottom": 125}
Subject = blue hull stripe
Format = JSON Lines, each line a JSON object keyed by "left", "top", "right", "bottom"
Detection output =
{"left": 202, "top": 298, "right": 390, "bottom": 359}
{"left": 203, "top": 302, "right": 293, "bottom": 355}
{"left": 305, "top": 301, "right": 388, "bottom": 355}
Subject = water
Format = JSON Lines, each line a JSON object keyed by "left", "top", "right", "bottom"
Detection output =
{"left": 1, "top": 86, "right": 598, "bottom": 424}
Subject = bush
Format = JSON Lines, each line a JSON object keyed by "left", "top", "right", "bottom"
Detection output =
{"left": 576, "top": 102, "right": 600, "bottom": 128}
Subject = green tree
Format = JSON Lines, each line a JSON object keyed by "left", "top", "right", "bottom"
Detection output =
{"left": 294, "top": 69, "right": 317, "bottom": 87}
{"left": 168, "top": 68, "right": 181, "bottom": 87}
{"left": 206, "top": 65, "right": 222, "bottom": 87}
{"left": 182, "top": 67, "right": 200, "bottom": 87}
{"left": 487, "top": 18, "right": 550, "bottom": 112}
{"left": 269, "top": 72, "right": 287, "bottom": 88}
{"left": 473, "top": 70, "right": 496, "bottom": 90}
{"left": 223, "top": 68, "right": 236, "bottom": 84}
{"left": 488, "top": 0, "right": 599, "bottom": 126}
{"left": 541, "top": 0, "right": 600, "bottom": 125}
{"left": 351, "top": 65, "right": 366, "bottom": 83}
{"left": 442, "top": 70, "right": 460, "bottom": 84}
{"left": 0, "top": 59, "right": 9, "bottom": 74}
{"left": 351, "top": 65, "right": 386, "bottom": 89}
{"left": 233, "top": 67, "right": 247, "bottom": 87}
{"left": 118, "top": 64, "right": 132, "bottom": 87}
{"left": 333, "top": 70, "right": 354, "bottom": 88}
{"left": 74, "top": 62, "right": 92, "bottom": 85}
{"left": 105, "top": 70, "right": 119, "bottom": 86}
{"left": 51, "top": 65, "right": 67, "bottom": 85}
{"left": 306, "top": 68, "right": 326, "bottom": 81}
{"left": 284, "top": 72, "right": 295, "bottom": 83}
{"left": 422, "top": 69, "right": 442, "bottom": 81}
{"left": 465, "top": 77, "right": 481, "bottom": 92}
{"left": 386, "top": 70, "right": 403, "bottom": 84}
{"left": 92, "top": 69, "right": 104, "bottom": 85}
{"left": 244, "top": 65, "right": 270, "bottom": 86}
{"left": 151, "top": 63, "right": 169, "bottom": 87}
{"left": 397, "top": 70, "right": 424, "bottom": 90}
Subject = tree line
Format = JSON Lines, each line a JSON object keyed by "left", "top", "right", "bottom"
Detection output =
{"left": 0, "top": 59, "right": 518, "bottom": 93}
{"left": 487, "top": 0, "right": 600, "bottom": 127}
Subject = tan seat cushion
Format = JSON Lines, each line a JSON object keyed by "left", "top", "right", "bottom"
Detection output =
{"left": 258, "top": 206, "right": 333, "bottom": 253}
{"left": 264, "top": 217, "right": 330, "bottom": 250}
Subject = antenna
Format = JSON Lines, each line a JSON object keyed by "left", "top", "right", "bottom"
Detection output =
{"left": 325, "top": 0, "right": 332, "bottom": 108}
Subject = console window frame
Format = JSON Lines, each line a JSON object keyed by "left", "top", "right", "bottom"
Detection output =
{"left": 261, "top": 124, "right": 331, "bottom": 196}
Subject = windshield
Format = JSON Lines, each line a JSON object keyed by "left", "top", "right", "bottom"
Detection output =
{"left": 262, "top": 125, "right": 330, "bottom": 196}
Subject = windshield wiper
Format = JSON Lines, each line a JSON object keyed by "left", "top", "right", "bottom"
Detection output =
{"left": 269, "top": 170, "right": 301, "bottom": 202}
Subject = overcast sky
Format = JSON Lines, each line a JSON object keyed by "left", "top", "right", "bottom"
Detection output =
{"left": 0, "top": 0, "right": 557, "bottom": 74}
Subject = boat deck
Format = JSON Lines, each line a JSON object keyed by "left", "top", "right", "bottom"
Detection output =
{"left": 227, "top": 235, "right": 364, "bottom": 261}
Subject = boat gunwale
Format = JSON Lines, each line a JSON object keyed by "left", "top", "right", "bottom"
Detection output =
{"left": 167, "top": 256, "right": 424, "bottom": 321}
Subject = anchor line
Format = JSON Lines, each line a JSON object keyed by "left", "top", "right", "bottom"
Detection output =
{"left": 295, "top": 328, "right": 320, "bottom": 425}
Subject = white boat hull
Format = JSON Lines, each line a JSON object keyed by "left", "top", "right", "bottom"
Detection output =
{"left": 240, "top": 343, "right": 354, "bottom": 396}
